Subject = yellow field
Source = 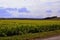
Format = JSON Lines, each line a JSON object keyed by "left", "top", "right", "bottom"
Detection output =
{"left": 0, "top": 20, "right": 60, "bottom": 25}
{"left": 0, "top": 20, "right": 60, "bottom": 40}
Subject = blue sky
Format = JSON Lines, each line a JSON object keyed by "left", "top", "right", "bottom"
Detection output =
{"left": 0, "top": 0, "right": 60, "bottom": 18}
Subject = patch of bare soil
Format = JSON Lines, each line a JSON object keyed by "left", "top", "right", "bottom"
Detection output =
{"left": 33, "top": 36, "right": 60, "bottom": 40}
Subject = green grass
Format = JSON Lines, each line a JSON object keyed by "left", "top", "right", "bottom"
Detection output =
{"left": 0, "top": 20, "right": 60, "bottom": 40}
{"left": 0, "top": 30, "right": 60, "bottom": 40}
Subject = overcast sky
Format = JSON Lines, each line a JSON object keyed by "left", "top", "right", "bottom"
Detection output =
{"left": 0, "top": 0, "right": 60, "bottom": 18}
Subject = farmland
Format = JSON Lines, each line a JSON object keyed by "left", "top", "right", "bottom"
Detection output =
{"left": 0, "top": 20, "right": 60, "bottom": 40}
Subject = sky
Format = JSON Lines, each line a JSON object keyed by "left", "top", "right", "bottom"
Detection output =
{"left": 0, "top": 0, "right": 60, "bottom": 18}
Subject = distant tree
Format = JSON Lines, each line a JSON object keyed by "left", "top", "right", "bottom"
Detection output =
{"left": 51, "top": 16, "right": 57, "bottom": 18}
{"left": 45, "top": 16, "right": 57, "bottom": 19}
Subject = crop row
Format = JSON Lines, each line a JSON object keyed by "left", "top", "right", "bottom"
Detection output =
{"left": 0, "top": 24, "right": 60, "bottom": 37}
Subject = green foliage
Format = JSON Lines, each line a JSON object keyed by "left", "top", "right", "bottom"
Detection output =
{"left": 0, "top": 20, "right": 60, "bottom": 36}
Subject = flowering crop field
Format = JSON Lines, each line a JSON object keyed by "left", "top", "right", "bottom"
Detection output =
{"left": 0, "top": 20, "right": 60, "bottom": 37}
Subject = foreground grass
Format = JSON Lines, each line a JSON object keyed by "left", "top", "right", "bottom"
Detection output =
{"left": 0, "top": 30, "right": 60, "bottom": 40}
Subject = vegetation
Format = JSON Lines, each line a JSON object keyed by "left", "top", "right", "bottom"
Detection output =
{"left": 0, "top": 30, "right": 60, "bottom": 40}
{"left": 0, "top": 20, "right": 60, "bottom": 40}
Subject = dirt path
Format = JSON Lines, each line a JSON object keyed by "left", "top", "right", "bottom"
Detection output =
{"left": 34, "top": 36, "right": 60, "bottom": 40}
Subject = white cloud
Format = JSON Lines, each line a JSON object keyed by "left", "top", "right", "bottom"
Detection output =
{"left": 0, "top": 0, "right": 60, "bottom": 18}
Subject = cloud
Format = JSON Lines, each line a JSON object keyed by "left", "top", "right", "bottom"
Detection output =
{"left": 0, "top": 0, "right": 60, "bottom": 18}
{"left": 0, "top": 8, "right": 12, "bottom": 18}
{"left": 18, "top": 7, "right": 30, "bottom": 13}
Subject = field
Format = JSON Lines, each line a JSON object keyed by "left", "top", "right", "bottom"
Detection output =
{"left": 0, "top": 20, "right": 60, "bottom": 40}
